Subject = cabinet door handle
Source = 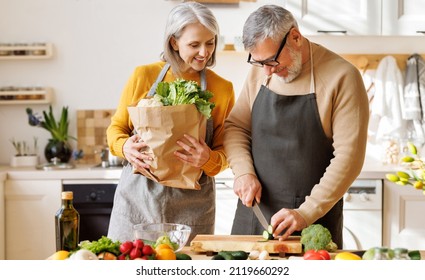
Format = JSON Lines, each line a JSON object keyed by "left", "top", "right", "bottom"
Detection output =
{"left": 317, "top": 30, "right": 347, "bottom": 34}
{"left": 416, "top": 31, "right": 425, "bottom": 34}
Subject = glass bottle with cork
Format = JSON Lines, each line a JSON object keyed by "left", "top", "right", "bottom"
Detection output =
{"left": 55, "top": 191, "right": 80, "bottom": 251}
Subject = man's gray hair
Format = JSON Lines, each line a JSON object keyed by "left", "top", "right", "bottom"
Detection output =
{"left": 161, "top": 2, "right": 219, "bottom": 76}
{"left": 243, "top": 5, "right": 298, "bottom": 51}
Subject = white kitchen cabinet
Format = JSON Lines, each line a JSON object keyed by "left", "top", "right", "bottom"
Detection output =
{"left": 287, "top": 0, "right": 425, "bottom": 36}
{"left": 382, "top": 0, "right": 425, "bottom": 35}
{"left": 0, "top": 172, "right": 6, "bottom": 260}
{"left": 383, "top": 180, "right": 425, "bottom": 250}
{"left": 287, "top": 0, "right": 382, "bottom": 35}
{"left": 4, "top": 179, "right": 62, "bottom": 260}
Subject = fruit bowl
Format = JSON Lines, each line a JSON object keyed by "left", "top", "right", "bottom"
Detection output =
{"left": 133, "top": 223, "right": 191, "bottom": 252}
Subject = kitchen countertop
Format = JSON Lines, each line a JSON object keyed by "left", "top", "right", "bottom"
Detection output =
{"left": 0, "top": 164, "right": 123, "bottom": 180}
{"left": 0, "top": 156, "right": 400, "bottom": 181}
{"left": 180, "top": 247, "right": 425, "bottom": 260}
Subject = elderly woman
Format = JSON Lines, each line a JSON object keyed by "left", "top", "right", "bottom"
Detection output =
{"left": 107, "top": 1, "right": 235, "bottom": 243}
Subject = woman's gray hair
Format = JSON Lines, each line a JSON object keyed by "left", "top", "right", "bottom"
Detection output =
{"left": 242, "top": 5, "right": 298, "bottom": 52}
{"left": 161, "top": 1, "right": 219, "bottom": 76}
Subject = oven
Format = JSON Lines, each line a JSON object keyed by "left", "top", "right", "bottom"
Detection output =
{"left": 62, "top": 179, "right": 118, "bottom": 242}
{"left": 342, "top": 179, "right": 383, "bottom": 250}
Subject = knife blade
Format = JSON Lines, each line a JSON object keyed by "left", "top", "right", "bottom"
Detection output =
{"left": 252, "top": 200, "right": 269, "bottom": 231}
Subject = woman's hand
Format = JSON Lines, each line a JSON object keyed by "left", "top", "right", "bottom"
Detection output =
{"left": 174, "top": 134, "right": 210, "bottom": 168}
{"left": 123, "top": 134, "right": 153, "bottom": 170}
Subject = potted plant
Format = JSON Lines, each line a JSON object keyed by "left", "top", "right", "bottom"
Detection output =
{"left": 26, "top": 105, "right": 76, "bottom": 163}
{"left": 9, "top": 137, "right": 39, "bottom": 167}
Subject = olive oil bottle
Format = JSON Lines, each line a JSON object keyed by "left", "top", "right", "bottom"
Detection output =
{"left": 55, "top": 191, "right": 80, "bottom": 251}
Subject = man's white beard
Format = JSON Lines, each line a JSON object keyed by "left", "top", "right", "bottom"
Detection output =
{"left": 276, "top": 46, "right": 302, "bottom": 83}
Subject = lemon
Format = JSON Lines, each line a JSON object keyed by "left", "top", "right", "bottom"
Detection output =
{"left": 396, "top": 171, "right": 410, "bottom": 179}
{"left": 408, "top": 142, "right": 418, "bottom": 155}
{"left": 414, "top": 181, "right": 424, "bottom": 190}
{"left": 385, "top": 174, "right": 399, "bottom": 182}
{"left": 334, "top": 252, "right": 362, "bottom": 260}
{"left": 50, "top": 250, "right": 70, "bottom": 260}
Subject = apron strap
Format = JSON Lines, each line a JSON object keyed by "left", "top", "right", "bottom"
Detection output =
{"left": 200, "top": 70, "right": 206, "bottom": 91}
{"left": 147, "top": 63, "right": 171, "bottom": 97}
{"left": 308, "top": 41, "right": 315, "bottom": 93}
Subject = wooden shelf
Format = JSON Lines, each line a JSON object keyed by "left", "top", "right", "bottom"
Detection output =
{"left": 0, "top": 43, "right": 53, "bottom": 60}
{"left": 340, "top": 54, "right": 425, "bottom": 71}
{"left": 0, "top": 87, "right": 53, "bottom": 105}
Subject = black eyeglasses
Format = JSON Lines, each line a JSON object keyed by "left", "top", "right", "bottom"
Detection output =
{"left": 247, "top": 30, "right": 291, "bottom": 67}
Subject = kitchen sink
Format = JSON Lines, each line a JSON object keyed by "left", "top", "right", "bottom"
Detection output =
{"left": 90, "top": 163, "right": 124, "bottom": 170}
{"left": 36, "top": 162, "right": 75, "bottom": 171}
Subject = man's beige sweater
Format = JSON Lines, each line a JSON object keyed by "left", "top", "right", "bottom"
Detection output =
{"left": 223, "top": 41, "right": 369, "bottom": 225}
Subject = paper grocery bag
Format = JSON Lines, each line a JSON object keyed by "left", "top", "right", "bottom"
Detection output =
{"left": 128, "top": 104, "right": 206, "bottom": 190}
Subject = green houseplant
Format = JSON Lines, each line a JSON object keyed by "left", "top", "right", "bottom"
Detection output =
{"left": 9, "top": 137, "right": 39, "bottom": 167}
{"left": 26, "top": 106, "right": 76, "bottom": 163}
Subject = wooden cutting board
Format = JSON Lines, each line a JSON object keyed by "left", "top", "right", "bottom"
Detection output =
{"left": 190, "top": 235, "right": 302, "bottom": 254}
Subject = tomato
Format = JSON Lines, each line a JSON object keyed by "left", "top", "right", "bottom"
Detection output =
{"left": 119, "top": 241, "right": 134, "bottom": 255}
{"left": 142, "top": 245, "right": 155, "bottom": 256}
{"left": 303, "top": 249, "right": 326, "bottom": 260}
{"left": 133, "top": 239, "right": 144, "bottom": 250}
{"left": 304, "top": 254, "right": 325, "bottom": 260}
{"left": 129, "top": 247, "right": 142, "bottom": 260}
{"left": 317, "top": 249, "right": 331, "bottom": 260}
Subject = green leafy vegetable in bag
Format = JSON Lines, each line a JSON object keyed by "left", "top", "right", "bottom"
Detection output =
{"left": 154, "top": 79, "right": 215, "bottom": 118}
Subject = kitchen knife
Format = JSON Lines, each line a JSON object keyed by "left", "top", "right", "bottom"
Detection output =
{"left": 252, "top": 200, "right": 269, "bottom": 231}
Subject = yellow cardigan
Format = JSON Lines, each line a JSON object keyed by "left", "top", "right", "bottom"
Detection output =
{"left": 107, "top": 61, "right": 235, "bottom": 176}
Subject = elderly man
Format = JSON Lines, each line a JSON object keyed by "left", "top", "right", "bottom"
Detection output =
{"left": 223, "top": 5, "right": 369, "bottom": 248}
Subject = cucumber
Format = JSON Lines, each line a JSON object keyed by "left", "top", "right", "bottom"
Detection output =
{"left": 408, "top": 250, "right": 421, "bottom": 260}
{"left": 218, "top": 251, "right": 235, "bottom": 260}
{"left": 267, "top": 225, "right": 273, "bottom": 234}
{"left": 175, "top": 253, "right": 192, "bottom": 260}
{"left": 211, "top": 254, "right": 225, "bottom": 260}
{"left": 263, "top": 230, "right": 274, "bottom": 240}
{"left": 219, "top": 250, "right": 248, "bottom": 260}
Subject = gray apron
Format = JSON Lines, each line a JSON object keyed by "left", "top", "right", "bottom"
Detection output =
{"left": 108, "top": 64, "right": 215, "bottom": 243}
{"left": 231, "top": 44, "right": 343, "bottom": 247}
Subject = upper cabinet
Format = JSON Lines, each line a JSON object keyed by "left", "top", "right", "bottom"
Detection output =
{"left": 287, "top": 0, "right": 425, "bottom": 36}
{"left": 382, "top": 0, "right": 425, "bottom": 35}
{"left": 287, "top": 0, "right": 381, "bottom": 35}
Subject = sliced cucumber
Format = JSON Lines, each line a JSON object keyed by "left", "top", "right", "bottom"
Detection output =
{"left": 262, "top": 229, "right": 274, "bottom": 240}
{"left": 267, "top": 225, "right": 273, "bottom": 234}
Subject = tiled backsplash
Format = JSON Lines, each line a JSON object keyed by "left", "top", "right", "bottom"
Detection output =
{"left": 76, "top": 109, "right": 115, "bottom": 164}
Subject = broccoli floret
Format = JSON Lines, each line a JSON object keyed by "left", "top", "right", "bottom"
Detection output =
{"left": 325, "top": 240, "right": 338, "bottom": 252}
{"left": 300, "top": 224, "right": 338, "bottom": 252}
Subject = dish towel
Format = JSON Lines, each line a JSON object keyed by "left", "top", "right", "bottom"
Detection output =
{"left": 369, "top": 55, "right": 407, "bottom": 143}
{"left": 402, "top": 54, "right": 425, "bottom": 144}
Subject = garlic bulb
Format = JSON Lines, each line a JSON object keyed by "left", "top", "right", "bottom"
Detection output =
{"left": 258, "top": 250, "right": 270, "bottom": 260}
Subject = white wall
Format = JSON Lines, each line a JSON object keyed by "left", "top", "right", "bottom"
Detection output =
{"left": 1, "top": 0, "right": 425, "bottom": 165}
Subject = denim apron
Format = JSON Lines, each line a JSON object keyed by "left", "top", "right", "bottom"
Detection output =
{"left": 231, "top": 44, "right": 343, "bottom": 247}
{"left": 108, "top": 64, "right": 215, "bottom": 243}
